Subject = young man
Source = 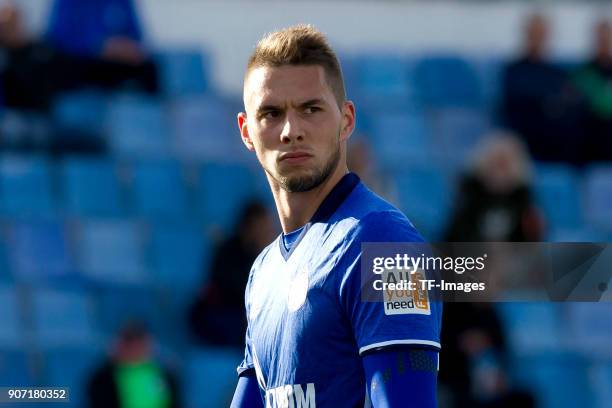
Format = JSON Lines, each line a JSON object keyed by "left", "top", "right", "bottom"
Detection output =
{"left": 232, "top": 25, "right": 441, "bottom": 407}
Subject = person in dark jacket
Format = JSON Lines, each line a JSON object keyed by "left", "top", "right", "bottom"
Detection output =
{"left": 87, "top": 322, "right": 181, "bottom": 408}
{"left": 188, "top": 200, "right": 276, "bottom": 348}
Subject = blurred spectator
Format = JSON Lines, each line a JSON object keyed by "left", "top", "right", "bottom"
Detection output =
{"left": 87, "top": 321, "right": 182, "bottom": 408}
{"left": 440, "top": 134, "right": 539, "bottom": 407}
{"left": 347, "top": 135, "right": 397, "bottom": 203}
{"left": 188, "top": 200, "right": 276, "bottom": 348}
{"left": 445, "top": 132, "right": 543, "bottom": 242}
{"left": 573, "top": 18, "right": 612, "bottom": 162}
{"left": 0, "top": 1, "right": 157, "bottom": 111}
{"left": 500, "top": 14, "right": 585, "bottom": 165}
{"left": 46, "top": 0, "right": 144, "bottom": 62}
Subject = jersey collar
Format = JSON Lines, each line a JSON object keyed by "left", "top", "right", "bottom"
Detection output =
{"left": 278, "top": 172, "right": 361, "bottom": 261}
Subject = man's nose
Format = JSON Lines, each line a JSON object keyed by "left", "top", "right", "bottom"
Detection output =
{"left": 280, "top": 111, "right": 304, "bottom": 143}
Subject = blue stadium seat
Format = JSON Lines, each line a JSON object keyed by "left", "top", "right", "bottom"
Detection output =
{"left": 185, "top": 347, "right": 243, "bottom": 408}
{"left": 584, "top": 165, "right": 612, "bottom": 232}
{"left": 367, "top": 111, "right": 430, "bottom": 166}
{"left": 31, "top": 288, "right": 97, "bottom": 348}
{"left": 413, "top": 55, "right": 483, "bottom": 108}
{"left": 78, "top": 220, "right": 147, "bottom": 285}
{"left": 107, "top": 95, "right": 171, "bottom": 158}
{"left": 131, "top": 160, "right": 189, "bottom": 218}
{"left": 41, "top": 348, "right": 101, "bottom": 408}
{"left": 198, "top": 162, "right": 267, "bottom": 232}
{"left": 61, "top": 157, "right": 123, "bottom": 217}
{"left": 356, "top": 55, "right": 412, "bottom": 100}
{"left": 427, "top": 108, "right": 489, "bottom": 170}
{"left": 496, "top": 302, "right": 562, "bottom": 355}
{"left": 96, "top": 287, "right": 167, "bottom": 338}
{"left": 170, "top": 96, "right": 242, "bottom": 161}
{"left": 149, "top": 222, "right": 209, "bottom": 293}
{"left": 513, "top": 354, "right": 594, "bottom": 408}
{"left": 156, "top": 48, "right": 209, "bottom": 96}
{"left": 566, "top": 303, "right": 612, "bottom": 358}
{"left": 0, "top": 286, "right": 22, "bottom": 348}
{"left": 392, "top": 166, "right": 452, "bottom": 240}
{"left": 8, "top": 220, "right": 75, "bottom": 283}
{"left": 0, "top": 350, "right": 33, "bottom": 387}
{"left": 471, "top": 56, "right": 505, "bottom": 108}
{"left": 0, "top": 155, "right": 55, "bottom": 217}
{"left": 53, "top": 91, "right": 108, "bottom": 134}
{"left": 0, "top": 240, "right": 12, "bottom": 283}
{"left": 593, "top": 363, "right": 612, "bottom": 408}
{"left": 534, "top": 165, "right": 582, "bottom": 231}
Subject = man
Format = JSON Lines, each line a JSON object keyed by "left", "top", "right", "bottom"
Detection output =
{"left": 231, "top": 25, "right": 441, "bottom": 407}
{"left": 499, "top": 14, "right": 584, "bottom": 165}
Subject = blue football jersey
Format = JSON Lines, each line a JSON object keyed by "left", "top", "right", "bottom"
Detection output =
{"left": 238, "top": 173, "right": 442, "bottom": 407}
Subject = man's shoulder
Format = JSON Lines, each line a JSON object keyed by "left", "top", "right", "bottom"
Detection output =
{"left": 341, "top": 183, "right": 424, "bottom": 243}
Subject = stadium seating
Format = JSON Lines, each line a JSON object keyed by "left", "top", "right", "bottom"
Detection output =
{"left": 534, "top": 164, "right": 582, "bottom": 232}
{"left": 0, "top": 350, "right": 34, "bottom": 387}
{"left": 156, "top": 48, "right": 209, "bottom": 97}
{"left": 106, "top": 95, "right": 171, "bottom": 158}
{"left": 584, "top": 165, "right": 612, "bottom": 232}
{"left": 197, "top": 162, "right": 267, "bottom": 232}
{"left": 30, "top": 288, "right": 97, "bottom": 348}
{"left": 392, "top": 166, "right": 452, "bottom": 240}
{"left": 77, "top": 219, "right": 147, "bottom": 285}
{"left": 0, "top": 286, "right": 22, "bottom": 348}
{"left": 427, "top": 107, "right": 490, "bottom": 170}
{"left": 53, "top": 90, "right": 108, "bottom": 135}
{"left": 185, "top": 348, "right": 243, "bottom": 408}
{"left": 413, "top": 55, "right": 483, "bottom": 108}
{"left": 130, "top": 160, "right": 189, "bottom": 218}
{"left": 7, "top": 220, "right": 75, "bottom": 284}
{"left": 513, "top": 354, "right": 594, "bottom": 408}
{"left": 367, "top": 111, "right": 430, "bottom": 166}
{"left": 0, "top": 155, "right": 55, "bottom": 217}
{"left": 61, "top": 157, "right": 124, "bottom": 217}
{"left": 496, "top": 302, "right": 563, "bottom": 355}
{"left": 96, "top": 286, "right": 167, "bottom": 338}
{"left": 170, "top": 95, "right": 243, "bottom": 161}
{"left": 148, "top": 222, "right": 209, "bottom": 292}
{"left": 41, "top": 348, "right": 101, "bottom": 408}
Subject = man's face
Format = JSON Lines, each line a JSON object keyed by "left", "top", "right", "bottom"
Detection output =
{"left": 239, "top": 65, "right": 354, "bottom": 193}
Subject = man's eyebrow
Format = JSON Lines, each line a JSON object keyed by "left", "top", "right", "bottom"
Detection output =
{"left": 256, "top": 104, "right": 282, "bottom": 113}
{"left": 299, "top": 98, "right": 325, "bottom": 107}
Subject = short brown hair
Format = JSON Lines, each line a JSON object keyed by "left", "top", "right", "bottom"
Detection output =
{"left": 245, "top": 24, "right": 346, "bottom": 106}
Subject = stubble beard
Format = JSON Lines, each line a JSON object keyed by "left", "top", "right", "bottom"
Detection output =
{"left": 271, "top": 137, "right": 341, "bottom": 193}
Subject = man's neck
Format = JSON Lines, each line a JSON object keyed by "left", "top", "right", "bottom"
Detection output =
{"left": 270, "top": 164, "right": 348, "bottom": 234}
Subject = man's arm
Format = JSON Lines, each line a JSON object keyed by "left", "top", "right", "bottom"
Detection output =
{"left": 231, "top": 370, "right": 264, "bottom": 408}
{"left": 363, "top": 347, "right": 438, "bottom": 408}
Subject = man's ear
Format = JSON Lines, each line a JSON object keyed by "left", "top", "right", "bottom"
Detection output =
{"left": 339, "top": 101, "right": 356, "bottom": 142}
{"left": 237, "top": 112, "right": 255, "bottom": 151}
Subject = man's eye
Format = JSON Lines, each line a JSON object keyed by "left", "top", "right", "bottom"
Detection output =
{"left": 304, "top": 106, "right": 321, "bottom": 114}
{"left": 263, "top": 111, "right": 281, "bottom": 119}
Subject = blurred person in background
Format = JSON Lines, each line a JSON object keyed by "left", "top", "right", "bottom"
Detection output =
{"left": 499, "top": 13, "right": 585, "bottom": 165}
{"left": 445, "top": 132, "right": 543, "bottom": 243}
{"left": 87, "top": 321, "right": 182, "bottom": 408}
{"left": 347, "top": 134, "right": 397, "bottom": 203}
{"left": 0, "top": 0, "right": 157, "bottom": 112}
{"left": 47, "top": 0, "right": 143, "bottom": 63}
{"left": 440, "top": 133, "right": 540, "bottom": 408}
{"left": 573, "top": 18, "right": 612, "bottom": 162}
{"left": 188, "top": 200, "right": 276, "bottom": 349}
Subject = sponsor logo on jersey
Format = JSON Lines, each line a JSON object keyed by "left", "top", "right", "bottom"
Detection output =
{"left": 265, "top": 383, "right": 316, "bottom": 408}
{"left": 382, "top": 270, "right": 430, "bottom": 315}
